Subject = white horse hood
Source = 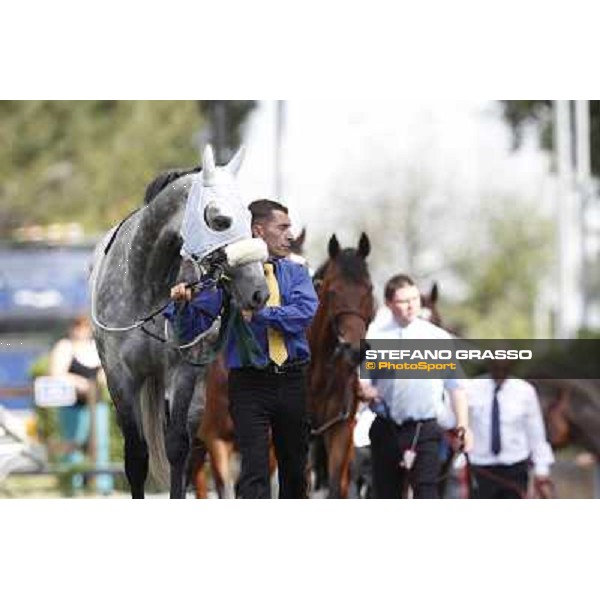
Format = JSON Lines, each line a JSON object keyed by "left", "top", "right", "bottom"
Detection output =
{"left": 180, "top": 145, "right": 252, "bottom": 259}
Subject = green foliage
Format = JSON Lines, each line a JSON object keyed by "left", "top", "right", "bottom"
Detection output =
{"left": 500, "top": 100, "right": 600, "bottom": 176}
{"left": 443, "top": 198, "right": 554, "bottom": 338}
{"left": 0, "top": 101, "right": 204, "bottom": 234}
{"left": 197, "top": 100, "right": 256, "bottom": 162}
{"left": 499, "top": 100, "right": 553, "bottom": 151}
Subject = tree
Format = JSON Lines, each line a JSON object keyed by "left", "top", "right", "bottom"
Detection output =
{"left": 0, "top": 101, "right": 257, "bottom": 236}
{"left": 500, "top": 100, "right": 600, "bottom": 176}
{"left": 197, "top": 101, "right": 256, "bottom": 163}
{"left": 443, "top": 197, "right": 554, "bottom": 338}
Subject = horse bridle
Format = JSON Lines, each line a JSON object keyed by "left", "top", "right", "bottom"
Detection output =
{"left": 92, "top": 239, "right": 231, "bottom": 341}
{"left": 331, "top": 309, "right": 370, "bottom": 353}
{"left": 310, "top": 307, "right": 372, "bottom": 436}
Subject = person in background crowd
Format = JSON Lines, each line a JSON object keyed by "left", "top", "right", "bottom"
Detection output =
{"left": 467, "top": 359, "right": 555, "bottom": 499}
{"left": 49, "top": 316, "right": 113, "bottom": 495}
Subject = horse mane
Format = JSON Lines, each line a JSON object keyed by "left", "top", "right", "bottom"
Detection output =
{"left": 315, "top": 248, "right": 370, "bottom": 285}
{"left": 143, "top": 165, "right": 202, "bottom": 205}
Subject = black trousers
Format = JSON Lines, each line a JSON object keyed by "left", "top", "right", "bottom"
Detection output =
{"left": 229, "top": 367, "right": 309, "bottom": 499}
{"left": 369, "top": 416, "right": 442, "bottom": 499}
{"left": 470, "top": 461, "right": 529, "bottom": 499}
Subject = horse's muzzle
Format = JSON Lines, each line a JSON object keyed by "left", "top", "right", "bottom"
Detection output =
{"left": 250, "top": 289, "right": 269, "bottom": 309}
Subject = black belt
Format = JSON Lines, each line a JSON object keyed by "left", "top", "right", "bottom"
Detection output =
{"left": 391, "top": 417, "right": 437, "bottom": 429}
{"left": 237, "top": 360, "right": 309, "bottom": 375}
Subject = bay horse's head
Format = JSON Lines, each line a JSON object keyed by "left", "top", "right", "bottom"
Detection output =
{"left": 315, "top": 233, "right": 375, "bottom": 367}
{"left": 180, "top": 145, "right": 269, "bottom": 311}
{"left": 538, "top": 383, "right": 572, "bottom": 448}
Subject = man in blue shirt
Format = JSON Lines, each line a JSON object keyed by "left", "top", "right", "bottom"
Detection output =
{"left": 166, "top": 199, "right": 318, "bottom": 498}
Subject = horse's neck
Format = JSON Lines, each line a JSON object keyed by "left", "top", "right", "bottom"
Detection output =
{"left": 309, "top": 296, "right": 337, "bottom": 359}
{"left": 128, "top": 196, "right": 185, "bottom": 306}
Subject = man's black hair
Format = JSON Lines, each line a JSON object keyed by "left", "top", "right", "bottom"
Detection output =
{"left": 248, "top": 199, "right": 288, "bottom": 225}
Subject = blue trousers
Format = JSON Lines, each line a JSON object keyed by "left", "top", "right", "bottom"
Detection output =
{"left": 58, "top": 403, "right": 114, "bottom": 494}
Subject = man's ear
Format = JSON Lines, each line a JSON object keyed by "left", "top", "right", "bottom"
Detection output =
{"left": 251, "top": 223, "right": 262, "bottom": 238}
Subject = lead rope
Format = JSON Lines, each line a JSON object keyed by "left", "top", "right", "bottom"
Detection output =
{"left": 435, "top": 429, "right": 530, "bottom": 499}
{"left": 90, "top": 240, "right": 221, "bottom": 348}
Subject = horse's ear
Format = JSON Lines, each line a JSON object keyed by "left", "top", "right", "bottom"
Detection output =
{"left": 202, "top": 144, "right": 216, "bottom": 186}
{"left": 226, "top": 146, "right": 245, "bottom": 176}
{"left": 295, "top": 227, "right": 306, "bottom": 249}
{"left": 430, "top": 282, "right": 439, "bottom": 304}
{"left": 328, "top": 234, "right": 341, "bottom": 259}
{"left": 357, "top": 232, "right": 370, "bottom": 259}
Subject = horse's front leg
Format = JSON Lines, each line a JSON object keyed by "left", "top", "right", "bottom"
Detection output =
{"left": 325, "top": 422, "right": 354, "bottom": 499}
{"left": 109, "top": 375, "right": 147, "bottom": 499}
{"left": 166, "top": 368, "right": 204, "bottom": 499}
{"left": 207, "top": 438, "right": 235, "bottom": 499}
{"left": 189, "top": 437, "right": 209, "bottom": 498}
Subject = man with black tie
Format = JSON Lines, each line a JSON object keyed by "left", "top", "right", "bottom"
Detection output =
{"left": 467, "top": 359, "right": 555, "bottom": 499}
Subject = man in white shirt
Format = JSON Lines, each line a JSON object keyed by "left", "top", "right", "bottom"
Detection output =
{"left": 467, "top": 359, "right": 555, "bottom": 499}
{"left": 359, "top": 274, "right": 473, "bottom": 499}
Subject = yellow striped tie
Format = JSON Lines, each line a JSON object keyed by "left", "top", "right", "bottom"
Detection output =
{"left": 264, "top": 262, "right": 288, "bottom": 366}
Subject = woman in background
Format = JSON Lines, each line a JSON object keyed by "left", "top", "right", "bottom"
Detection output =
{"left": 49, "top": 316, "right": 113, "bottom": 495}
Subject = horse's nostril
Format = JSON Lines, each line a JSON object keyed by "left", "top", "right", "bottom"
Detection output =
{"left": 252, "top": 290, "right": 266, "bottom": 306}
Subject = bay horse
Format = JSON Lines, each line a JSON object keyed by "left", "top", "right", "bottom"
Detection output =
{"left": 535, "top": 378, "right": 600, "bottom": 456}
{"left": 190, "top": 229, "right": 308, "bottom": 499}
{"left": 307, "top": 233, "right": 375, "bottom": 498}
{"left": 90, "top": 146, "right": 269, "bottom": 498}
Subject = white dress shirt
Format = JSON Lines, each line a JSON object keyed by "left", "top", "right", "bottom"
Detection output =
{"left": 467, "top": 376, "right": 554, "bottom": 476}
{"left": 362, "top": 315, "right": 462, "bottom": 426}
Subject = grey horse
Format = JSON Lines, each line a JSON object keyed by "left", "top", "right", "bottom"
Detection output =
{"left": 90, "top": 146, "right": 268, "bottom": 498}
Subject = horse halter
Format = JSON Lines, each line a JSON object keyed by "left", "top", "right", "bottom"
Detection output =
{"left": 188, "top": 237, "right": 269, "bottom": 287}
{"left": 310, "top": 283, "right": 373, "bottom": 437}
{"left": 330, "top": 309, "right": 371, "bottom": 365}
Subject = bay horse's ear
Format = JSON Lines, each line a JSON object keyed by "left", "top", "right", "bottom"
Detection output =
{"left": 225, "top": 146, "right": 245, "bottom": 176}
{"left": 430, "top": 282, "right": 439, "bottom": 304}
{"left": 357, "top": 232, "right": 370, "bottom": 259}
{"left": 295, "top": 227, "right": 306, "bottom": 249}
{"left": 328, "top": 234, "right": 341, "bottom": 259}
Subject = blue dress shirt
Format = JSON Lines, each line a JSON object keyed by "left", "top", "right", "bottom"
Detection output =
{"left": 164, "top": 258, "right": 318, "bottom": 369}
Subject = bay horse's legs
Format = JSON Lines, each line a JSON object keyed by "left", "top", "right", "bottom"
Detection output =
{"left": 165, "top": 367, "right": 203, "bottom": 499}
{"left": 324, "top": 422, "right": 354, "bottom": 499}
{"left": 208, "top": 439, "right": 235, "bottom": 498}
{"left": 189, "top": 437, "right": 209, "bottom": 499}
{"left": 268, "top": 438, "right": 279, "bottom": 498}
{"left": 309, "top": 436, "right": 329, "bottom": 493}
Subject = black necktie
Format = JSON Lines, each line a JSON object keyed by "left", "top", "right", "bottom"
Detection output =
{"left": 491, "top": 381, "right": 502, "bottom": 455}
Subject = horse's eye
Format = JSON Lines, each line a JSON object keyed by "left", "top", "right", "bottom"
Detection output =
{"left": 210, "top": 216, "right": 232, "bottom": 232}
{"left": 204, "top": 205, "right": 232, "bottom": 232}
